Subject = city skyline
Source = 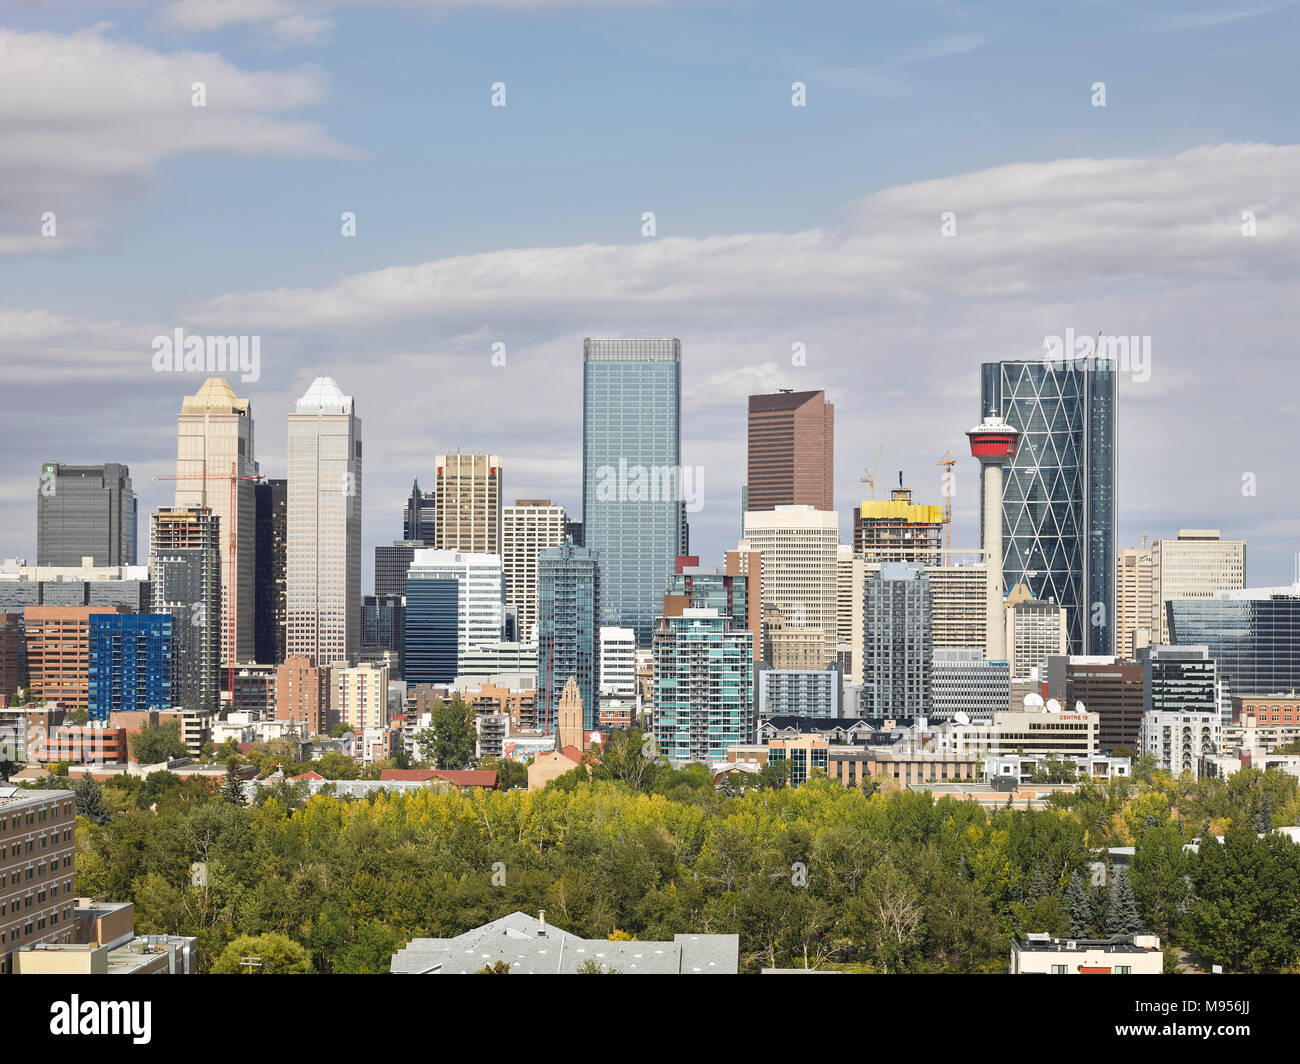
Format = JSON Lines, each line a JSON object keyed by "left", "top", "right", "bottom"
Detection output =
{"left": 2, "top": 7, "right": 1299, "bottom": 595}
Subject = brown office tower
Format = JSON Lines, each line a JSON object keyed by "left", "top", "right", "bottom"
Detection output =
{"left": 746, "top": 391, "right": 834, "bottom": 512}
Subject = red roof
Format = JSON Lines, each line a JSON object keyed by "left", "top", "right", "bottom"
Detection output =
{"left": 291, "top": 771, "right": 326, "bottom": 782}
{"left": 428, "top": 769, "right": 499, "bottom": 789}
{"left": 560, "top": 746, "right": 586, "bottom": 764}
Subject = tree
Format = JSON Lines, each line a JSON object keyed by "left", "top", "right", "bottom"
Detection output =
{"left": 136, "top": 771, "right": 183, "bottom": 810}
{"left": 1106, "top": 869, "right": 1141, "bottom": 936}
{"left": 1029, "top": 755, "right": 1077, "bottom": 785}
{"left": 130, "top": 721, "right": 187, "bottom": 765}
{"left": 1131, "top": 825, "right": 1189, "bottom": 941}
{"left": 210, "top": 933, "right": 312, "bottom": 974}
{"left": 478, "top": 756, "right": 527, "bottom": 791}
{"left": 576, "top": 958, "right": 620, "bottom": 974}
{"left": 416, "top": 698, "right": 476, "bottom": 770}
{"left": 73, "top": 773, "right": 110, "bottom": 825}
{"left": 220, "top": 760, "right": 246, "bottom": 805}
{"left": 589, "top": 729, "right": 665, "bottom": 792}
{"left": 1064, "top": 871, "right": 1093, "bottom": 938}
{"left": 476, "top": 960, "right": 512, "bottom": 974}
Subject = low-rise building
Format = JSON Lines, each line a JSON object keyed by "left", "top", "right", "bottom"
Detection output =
{"left": 1009, "top": 932, "right": 1162, "bottom": 975}
{"left": 13, "top": 899, "right": 195, "bottom": 974}
{"left": 1140, "top": 709, "right": 1220, "bottom": 778}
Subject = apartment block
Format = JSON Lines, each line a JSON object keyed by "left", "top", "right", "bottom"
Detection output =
{"left": 0, "top": 787, "right": 77, "bottom": 975}
{"left": 22, "top": 605, "right": 129, "bottom": 712}
{"left": 275, "top": 655, "right": 330, "bottom": 733}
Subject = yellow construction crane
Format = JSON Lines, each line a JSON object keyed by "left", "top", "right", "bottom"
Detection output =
{"left": 936, "top": 449, "right": 957, "bottom": 551}
{"left": 861, "top": 436, "right": 886, "bottom": 500}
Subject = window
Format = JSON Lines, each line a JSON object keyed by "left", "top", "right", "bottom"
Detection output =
{"left": 1116, "top": 965, "right": 1131, "bottom": 975}
{"left": 1050, "top": 964, "right": 1067, "bottom": 974}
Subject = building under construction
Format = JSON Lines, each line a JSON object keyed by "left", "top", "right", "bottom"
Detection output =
{"left": 853, "top": 485, "right": 944, "bottom": 564}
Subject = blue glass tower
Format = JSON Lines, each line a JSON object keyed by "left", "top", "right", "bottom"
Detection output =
{"left": 1168, "top": 587, "right": 1300, "bottom": 697}
{"left": 88, "top": 612, "right": 172, "bottom": 721}
{"left": 404, "top": 577, "right": 459, "bottom": 684}
{"left": 537, "top": 542, "right": 600, "bottom": 731}
{"left": 582, "top": 338, "right": 683, "bottom": 647}
{"left": 981, "top": 358, "right": 1116, "bottom": 656}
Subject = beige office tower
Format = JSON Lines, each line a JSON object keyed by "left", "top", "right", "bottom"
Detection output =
{"left": 1150, "top": 529, "right": 1246, "bottom": 644}
{"left": 503, "top": 499, "right": 567, "bottom": 643}
{"left": 434, "top": 454, "right": 502, "bottom": 554}
{"left": 837, "top": 545, "right": 865, "bottom": 683}
{"left": 1116, "top": 545, "right": 1154, "bottom": 660}
{"left": 739, "top": 505, "right": 839, "bottom": 667}
{"left": 286, "top": 377, "right": 362, "bottom": 668}
{"left": 1004, "top": 583, "right": 1068, "bottom": 679}
{"left": 175, "top": 377, "right": 256, "bottom": 666}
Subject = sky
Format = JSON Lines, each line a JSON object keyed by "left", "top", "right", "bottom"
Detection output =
{"left": 1, "top": 0, "right": 1298, "bottom": 594}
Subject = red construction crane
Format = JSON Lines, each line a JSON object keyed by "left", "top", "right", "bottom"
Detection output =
{"left": 156, "top": 461, "right": 264, "bottom": 696}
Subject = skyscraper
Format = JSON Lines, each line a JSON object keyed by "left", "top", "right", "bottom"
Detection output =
{"left": 863, "top": 562, "right": 932, "bottom": 717}
{"left": 662, "top": 552, "right": 762, "bottom": 663}
{"left": 405, "top": 549, "right": 504, "bottom": 665}
{"left": 653, "top": 608, "right": 754, "bottom": 764}
{"left": 375, "top": 541, "right": 422, "bottom": 598}
{"left": 403, "top": 478, "right": 435, "bottom": 543}
{"left": 1116, "top": 544, "right": 1154, "bottom": 661}
{"left": 853, "top": 486, "right": 944, "bottom": 564}
{"left": 150, "top": 505, "right": 221, "bottom": 714}
{"left": 739, "top": 506, "right": 839, "bottom": 667}
{"left": 1150, "top": 529, "right": 1246, "bottom": 645}
{"left": 175, "top": 377, "right": 258, "bottom": 665}
{"left": 286, "top": 377, "right": 362, "bottom": 667}
{"left": 433, "top": 454, "right": 502, "bottom": 555}
{"left": 254, "top": 478, "right": 287, "bottom": 665}
{"left": 980, "top": 357, "right": 1116, "bottom": 656}
{"left": 1168, "top": 583, "right": 1300, "bottom": 698}
{"left": 537, "top": 542, "right": 600, "bottom": 731}
{"left": 746, "top": 390, "right": 834, "bottom": 512}
{"left": 36, "top": 462, "right": 137, "bottom": 567}
{"left": 582, "top": 338, "right": 683, "bottom": 646}
{"left": 503, "top": 499, "right": 567, "bottom": 644}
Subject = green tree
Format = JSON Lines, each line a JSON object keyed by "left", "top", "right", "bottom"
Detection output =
{"left": 1064, "top": 871, "right": 1093, "bottom": 938}
{"left": 130, "top": 720, "right": 187, "bottom": 765}
{"left": 589, "top": 729, "right": 665, "bottom": 792}
{"left": 136, "top": 771, "right": 184, "bottom": 810}
{"left": 576, "top": 958, "right": 621, "bottom": 973}
{"left": 220, "top": 760, "right": 246, "bottom": 805}
{"left": 73, "top": 773, "right": 111, "bottom": 825}
{"left": 478, "top": 756, "right": 527, "bottom": 791}
{"left": 210, "top": 932, "right": 312, "bottom": 974}
{"left": 1106, "top": 868, "right": 1141, "bottom": 936}
{"left": 1131, "top": 825, "right": 1188, "bottom": 941}
{"left": 416, "top": 698, "right": 476, "bottom": 770}
{"left": 335, "top": 923, "right": 404, "bottom": 973}
{"left": 1029, "top": 755, "right": 1077, "bottom": 784}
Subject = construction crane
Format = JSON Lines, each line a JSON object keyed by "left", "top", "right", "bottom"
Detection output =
{"left": 156, "top": 461, "right": 264, "bottom": 697}
{"left": 936, "top": 449, "right": 957, "bottom": 551}
{"left": 860, "top": 436, "right": 886, "bottom": 500}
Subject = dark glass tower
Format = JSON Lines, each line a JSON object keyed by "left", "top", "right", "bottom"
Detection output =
{"left": 36, "top": 462, "right": 137, "bottom": 566}
{"left": 404, "top": 577, "right": 458, "bottom": 684}
{"left": 254, "top": 478, "right": 287, "bottom": 665}
{"left": 1168, "top": 586, "right": 1300, "bottom": 697}
{"left": 981, "top": 358, "right": 1116, "bottom": 655}
{"left": 403, "top": 478, "right": 435, "bottom": 543}
{"left": 582, "top": 338, "right": 683, "bottom": 647}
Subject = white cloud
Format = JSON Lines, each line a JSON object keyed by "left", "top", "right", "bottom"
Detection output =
{"left": 0, "top": 24, "right": 353, "bottom": 254}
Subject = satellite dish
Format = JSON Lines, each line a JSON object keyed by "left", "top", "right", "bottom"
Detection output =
{"left": 954, "top": 711, "right": 971, "bottom": 726}
{"left": 1024, "top": 693, "right": 1045, "bottom": 709}
{"left": 1046, "top": 699, "right": 1062, "bottom": 714}
{"left": 1074, "top": 701, "right": 1086, "bottom": 714}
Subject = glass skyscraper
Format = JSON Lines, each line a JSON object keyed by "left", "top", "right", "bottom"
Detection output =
{"left": 537, "top": 542, "right": 600, "bottom": 731}
{"left": 1168, "top": 585, "right": 1300, "bottom": 697}
{"left": 36, "top": 462, "right": 137, "bottom": 567}
{"left": 863, "top": 562, "right": 932, "bottom": 717}
{"left": 404, "top": 577, "right": 458, "bottom": 684}
{"left": 582, "top": 338, "right": 684, "bottom": 647}
{"left": 981, "top": 358, "right": 1116, "bottom": 656}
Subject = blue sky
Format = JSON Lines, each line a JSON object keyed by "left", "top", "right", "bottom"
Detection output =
{"left": 2, "top": 0, "right": 1299, "bottom": 591}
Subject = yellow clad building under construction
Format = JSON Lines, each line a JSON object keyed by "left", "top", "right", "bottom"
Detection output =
{"left": 853, "top": 487, "right": 945, "bottom": 564}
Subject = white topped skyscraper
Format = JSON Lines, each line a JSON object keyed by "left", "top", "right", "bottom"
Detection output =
{"left": 286, "top": 377, "right": 362, "bottom": 667}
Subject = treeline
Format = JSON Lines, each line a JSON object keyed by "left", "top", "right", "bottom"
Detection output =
{"left": 65, "top": 744, "right": 1300, "bottom": 974}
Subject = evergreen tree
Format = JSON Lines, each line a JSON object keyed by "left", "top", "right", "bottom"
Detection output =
{"left": 220, "top": 759, "right": 246, "bottom": 805}
{"left": 73, "top": 772, "right": 110, "bottom": 825}
{"left": 1252, "top": 792, "right": 1273, "bottom": 834}
{"left": 1064, "top": 871, "right": 1093, "bottom": 937}
{"left": 1106, "top": 869, "right": 1142, "bottom": 936}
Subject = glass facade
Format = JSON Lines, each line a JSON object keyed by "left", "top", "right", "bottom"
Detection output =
{"left": 88, "top": 613, "right": 172, "bottom": 721}
{"left": 36, "top": 462, "right": 137, "bottom": 567}
{"left": 537, "top": 543, "right": 600, "bottom": 731}
{"left": 652, "top": 610, "right": 753, "bottom": 763}
{"left": 981, "top": 358, "right": 1116, "bottom": 655}
{"left": 1168, "top": 589, "right": 1300, "bottom": 697}
{"left": 863, "top": 563, "right": 932, "bottom": 717}
{"left": 1142, "top": 645, "right": 1219, "bottom": 719}
{"left": 582, "top": 338, "right": 683, "bottom": 647}
{"left": 404, "top": 577, "right": 458, "bottom": 684}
